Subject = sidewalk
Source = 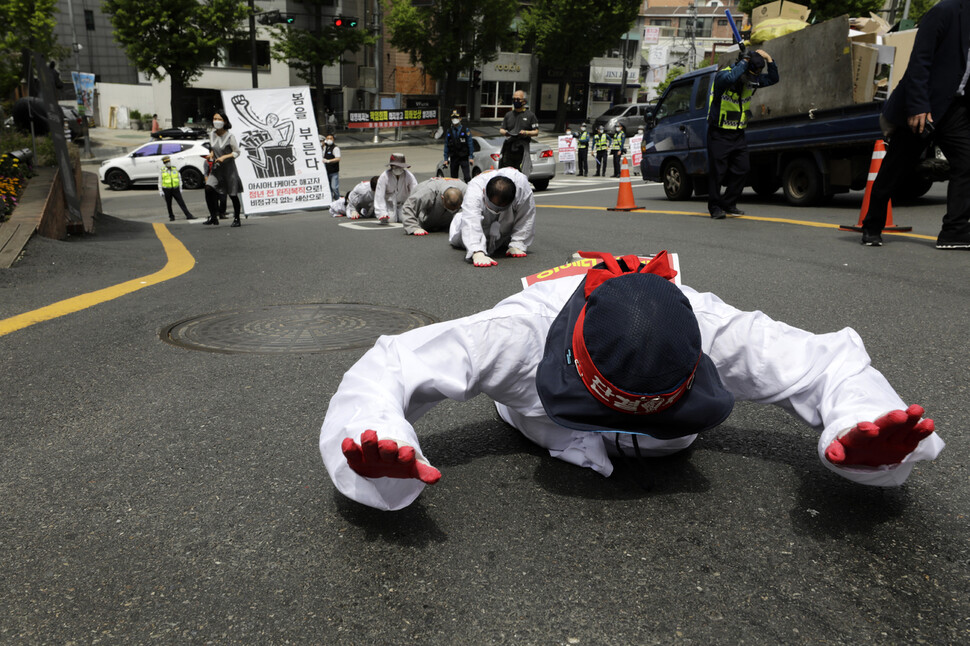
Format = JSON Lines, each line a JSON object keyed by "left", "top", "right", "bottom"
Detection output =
{"left": 80, "top": 123, "right": 559, "bottom": 165}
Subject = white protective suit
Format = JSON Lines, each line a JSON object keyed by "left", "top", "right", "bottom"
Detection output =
{"left": 374, "top": 169, "right": 418, "bottom": 222}
{"left": 319, "top": 274, "right": 944, "bottom": 511}
{"left": 448, "top": 167, "right": 536, "bottom": 258}
{"left": 346, "top": 181, "right": 374, "bottom": 219}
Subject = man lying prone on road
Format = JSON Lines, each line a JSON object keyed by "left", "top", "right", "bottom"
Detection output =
{"left": 320, "top": 252, "right": 943, "bottom": 510}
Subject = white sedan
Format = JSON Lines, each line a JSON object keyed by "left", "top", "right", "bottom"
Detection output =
{"left": 435, "top": 136, "right": 556, "bottom": 191}
{"left": 98, "top": 139, "right": 211, "bottom": 191}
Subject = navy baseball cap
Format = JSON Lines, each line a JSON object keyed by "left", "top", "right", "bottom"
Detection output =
{"left": 535, "top": 253, "right": 734, "bottom": 439}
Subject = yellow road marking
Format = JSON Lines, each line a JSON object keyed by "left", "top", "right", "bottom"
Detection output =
{"left": 536, "top": 204, "right": 938, "bottom": 241}
{"left": 0, "top": 223, "right": 195, "bottom": 337}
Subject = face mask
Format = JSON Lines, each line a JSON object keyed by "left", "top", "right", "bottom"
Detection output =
{"left": 482, "top": 192, "right": 504, "bottom": 215}
{"left": 325, "top": 139, "right": 334, "bottom": 146}
{"left": 212, "top": 120, "right": 224, "bottom": 130}
{"left": 565, "top": 130, "right": 572, "bottom": 136}
{"left": 513, "top": 99, "right": 525, "bottom": 109}
{"left": 451, "top": 119, "right": 460, "bottom": 126}
{"left": 392, "top": 168, "right": 404, "bottom": 176}
{"left": 638, "top": 128, "right": 644, "bottom": 134}
{"left": 164, "top": 162, "right": 172, "bottom": 168}
{"left": 581, "top": 126, "right": 587, "bottom": 131}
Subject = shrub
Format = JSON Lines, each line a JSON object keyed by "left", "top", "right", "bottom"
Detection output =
{"left": 0, "top": 152, "right": 27, "bottom": 221}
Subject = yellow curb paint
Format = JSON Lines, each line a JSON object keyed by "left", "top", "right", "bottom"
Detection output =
{"left": 535, "top": 204, "right": 939, "bottom": 241}
{"left": 0, "top": 223, "right": 195, "bottom": 337}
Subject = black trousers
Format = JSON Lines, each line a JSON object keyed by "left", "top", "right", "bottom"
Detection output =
{"left": 162, "top": 188, "right": 193, "bottom": 219}
{"left": 205, "top": 186, "right": 240, "bottom": 219}
{"left": 577, "top": 148, "right": 589, "bottom": 175}
{"left": 612, "top": 151, "right": 623, "bottom": 176}
{"left": 707, "top": 127, "right": 749, "bottom": 214}
{"left": 449, "top": 157, "right": 471, "bottom": 182}
{"left": 863, "top": 100, "right": 970, "bottom": 239}
{"left": 595, "top": 151, "right": 608, "bottom": 176}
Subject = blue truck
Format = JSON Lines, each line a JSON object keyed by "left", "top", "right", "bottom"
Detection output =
{"left": 639, "top": 64, "right": 940, "bottom": 206}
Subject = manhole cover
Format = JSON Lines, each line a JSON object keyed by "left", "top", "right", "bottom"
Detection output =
{"left": 161, "top": 304, "right": 436, "bottom": 354}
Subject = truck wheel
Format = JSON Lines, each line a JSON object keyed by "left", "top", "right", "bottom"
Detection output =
{"left": 662, "top": 160, "right": 692, "bottom": 200}
{"left": 782, "top": 157, "right": 821, "bottom": 206}
{"left": 892, "top": 177, "right": 933, "bottom": 202}
{"left": 751, "top": 175, "right": 780, "bottom": 196}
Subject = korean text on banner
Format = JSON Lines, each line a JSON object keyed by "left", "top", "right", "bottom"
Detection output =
{"left": 557, "top": 135, "right": 576, "bottom": 162}
{"left": 630, "top": 135, "right": 643, "bottom": 167}
{"left": 221, "top": 86, "right": 331, "bottom": 214}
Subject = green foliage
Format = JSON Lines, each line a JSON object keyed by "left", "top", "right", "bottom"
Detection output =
{"left": 384, "top": 0, "right": 518, "bottom": 81}
{"left": 655, "top": 67, "right": 685, "bottom": 96}
{"left": 0, "top": 0, "right": 66, "bottom": 99}
{"left": 129, "top": 108, "right": 142, "bottom": 120}
{"left": 520, "top": 0, "right": 641, "bottom": 72}
{"left": 269, "top": 1, "right": 373, "bottom": 84}
{"left": 102, "top": 0, "right": 250, "bottom": 88}
{"left": 905, "top": 0, "right": 938, "bottom": 23}
{"left": 738, "top": 0, "right": 884, "bottom": 23}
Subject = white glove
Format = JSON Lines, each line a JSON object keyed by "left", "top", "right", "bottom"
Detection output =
{"left": 472, "top": 251, "right": 497, "bottom": 267}
{"left": 506, "top": 247, "right": 527, "bottom": 258}
{"left": 412, "top": 227, "right": 429, "bottom": 236}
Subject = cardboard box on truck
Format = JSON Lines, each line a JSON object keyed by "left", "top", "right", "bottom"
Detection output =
{"left": 750, "top": 1, "right": 811, "bottom": 29}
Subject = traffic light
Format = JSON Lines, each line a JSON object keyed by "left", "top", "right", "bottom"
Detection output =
{"left": 333, "top": 15, "right": 358, "bottom": 27}
{"left": 283, "top": 14, "right": 295, "bottom": 24}
{"left": 258, "top": 10, "right": 295, "bottom": 25}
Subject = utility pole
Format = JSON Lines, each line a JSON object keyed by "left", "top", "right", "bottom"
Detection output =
{"left": 65, "top": 0, "right": 93, "bottom": 158}
{"left": 372, "top": 0, "right": 382, "bottom": 143}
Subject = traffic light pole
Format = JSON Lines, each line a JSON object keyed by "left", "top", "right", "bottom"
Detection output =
{"left": 249, "top": 0, "right": 258, "bottom": 88}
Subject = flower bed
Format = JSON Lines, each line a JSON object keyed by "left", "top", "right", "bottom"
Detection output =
{"left": 0, "top": 152, "right": 28, "bottom": 222}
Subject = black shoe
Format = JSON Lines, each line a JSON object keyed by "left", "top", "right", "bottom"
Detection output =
{"left": 185, "top": 214, "right": 196, "bottom": 220}
{"left": 230, "top": 218, "right": 241, "bottom": 227}
{"left": 710, "top": 207, "right": 726, "bottom": 220}
{"left": 726, "top": 207, "right": 745, "bottom": 215}
{"left": 219, "top": 213, "right": 228, "bottom": 219}
{"left": 935, "top": 233, "right": 970, "bottom": 249}
{"left": 169, "top": 215, "right": 175, "bottom": 221}
{"left": 861, "top": 230, "right": 883, "bottom": 246}
{"left": 202, "top": 217, "right": 214, "bottom": 225}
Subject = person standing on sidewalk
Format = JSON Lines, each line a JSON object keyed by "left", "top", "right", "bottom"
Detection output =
{"left": 444, "top": 110, "right": 475, "bottom": 182}
{"left": 576, "top": 124, "right": 591, "bottom": 176}
{"left": 322, "top": 134, "right": 341, "bottom": 201}
{"left": 204, "top": 112, "right": 244, "bottom": 227}
{"left": 158, "top": 156, "right": 196, "bottom": 221}
{"left": 706, "top": 49, "right": 779, "bottom": 219}
{"left": 499, "top": 90, "right": 539, "bottom": 174}
{"left": 860, "top": 0, "right": 970, "bottom": 249}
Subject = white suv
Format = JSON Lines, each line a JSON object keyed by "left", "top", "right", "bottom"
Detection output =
{"left": 98, "top": 139, "right": 211, "bottom": 191}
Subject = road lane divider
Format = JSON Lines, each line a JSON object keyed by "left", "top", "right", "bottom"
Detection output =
{"left": 534, "top": 204, "right": 938, "bottom": 241}
{"left": 0, "top": 223, "right": 195, "bottom": 337}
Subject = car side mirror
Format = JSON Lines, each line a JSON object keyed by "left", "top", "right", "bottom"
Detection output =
{"left": 646, "top": 115, "right": 658, "bottom": 129}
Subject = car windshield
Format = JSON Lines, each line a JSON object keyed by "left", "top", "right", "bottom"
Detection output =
{"left": 600, "top": 106, "right": 628, "bottom": 117}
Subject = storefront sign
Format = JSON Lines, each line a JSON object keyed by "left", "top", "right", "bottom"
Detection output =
{"left": 346, "top": 109, "right": 438, "bottom": 129}
{"left": 643, "top": 26, "right": 661, "bottom": 45}
{"left": 589, "top": 65, "right": 636, "bottom": 85}
{"left": 482, "top": 53, "right": 531, "bottom": 82}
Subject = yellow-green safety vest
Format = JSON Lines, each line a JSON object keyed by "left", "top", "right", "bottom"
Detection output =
{"left": 708, "top": 64, "right": 755, "bottom": 130}
{"left": 161, "top": 166, "right": 180, "bottom": 188}
{"left": 593, "top": 133, "right": 610, "bottom": 151}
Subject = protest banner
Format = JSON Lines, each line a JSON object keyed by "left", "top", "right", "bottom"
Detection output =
{"left": 347, "top": 109, "right": 438, "bottom": 129}
{"left": 220, "top": 86, "right": 331, "bottom": 214}
{"left": 521, "top": 253, "right": 681, "bottom": 289}
{"left": 557, "top": 135, "right": 576, "bottom": 163}
{"left": 70, "top": 72, "right": 95, "bottom": 118}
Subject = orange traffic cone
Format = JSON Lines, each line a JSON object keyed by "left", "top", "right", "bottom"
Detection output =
{"left": 840, "top": 140, "right": 911, "bottom": 232}
{"left": 607, "top": 157, "right": 643, "bottom": 211}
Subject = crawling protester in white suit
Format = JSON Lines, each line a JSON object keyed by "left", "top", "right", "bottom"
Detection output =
{"left": 345, "top": 177, "right": 377, "bottom": 220}
{"left": 448, "top": 167, "right": 535, "bottom": 267}
{"left": 374, "top": 153, "right": 417, "bottom": 224}
{"left": 320, "top": 251, "right": 943, "bottom": 511}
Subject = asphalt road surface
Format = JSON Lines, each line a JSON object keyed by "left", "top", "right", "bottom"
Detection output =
{"left": 2, "top": 145, "right": 969, "bottom": 644}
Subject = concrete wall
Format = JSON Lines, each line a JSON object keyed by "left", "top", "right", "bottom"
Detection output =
{"left": 95, "top": 82, "right": 156, "bottom": 128}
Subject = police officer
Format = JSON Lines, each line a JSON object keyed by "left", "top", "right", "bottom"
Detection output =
{"left": 593, "top": 125, "right": 610, "bottom": 177}
{"left": 610, "top": 124, "right": 627, "bottom": 177}
{"left": 707, "top": 48, "right": 779, "bottom": 219}
{"left": 576, "top": 123, "right": 591, "bottom": 176}
{"left": 158, "top": 156, "right": 196, "bottom": 221}
{"left": 444, "top": 109, "right": 474, "bottom": 182}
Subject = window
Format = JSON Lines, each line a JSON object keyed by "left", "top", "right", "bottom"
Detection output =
{"left": 84, "top": 10, "right": 95, "bottom": 31}
{"left": 211, "top": 40, "right": 271, "bottom": 71}
{"left": 159, "top": 143, "right": 183, "bottom": 155}
{"left": 695, "top": 76, "right": 711, "bottom": 111}
{"left": 132, "top": 144, "right": 159, "bottom": 158}
{"left": 655, "top": 83, "right": 693, "bottom": 120}
{"left": 651, "top": 19, "right": 671, "bottom": 26}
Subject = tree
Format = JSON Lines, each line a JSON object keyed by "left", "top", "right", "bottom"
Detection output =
{"left": 384, "top": 0, "right": 518, "bottom": 124}
{"left": 103, "top": 0, "right": 249, "bottom": 126}
{"left": 269, "top": 1, "right": 372, "bottom": 124}
{"left": 738, "top": 0, "right": 884, "bottom": 23}
{"left": 0, "top": 0, "right": 65, "bottom": 99}
{"left": 655, "top": 67, "right": 685, "bottom": 97}
{"left": 520, "top": 0, "right": 641, "bottom": 131}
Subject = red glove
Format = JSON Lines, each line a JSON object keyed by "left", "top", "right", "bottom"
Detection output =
{"left": 341, "top": 429, "right": 441, "bottom": 484}
{"left": 506, "top": 247, "right": 527, "bottom": 258}
{"left": 412, "top": 228, "right": 429, "bottom": 236}
{"left": 825, "top": 405, "right": 935, "bottom": 468}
